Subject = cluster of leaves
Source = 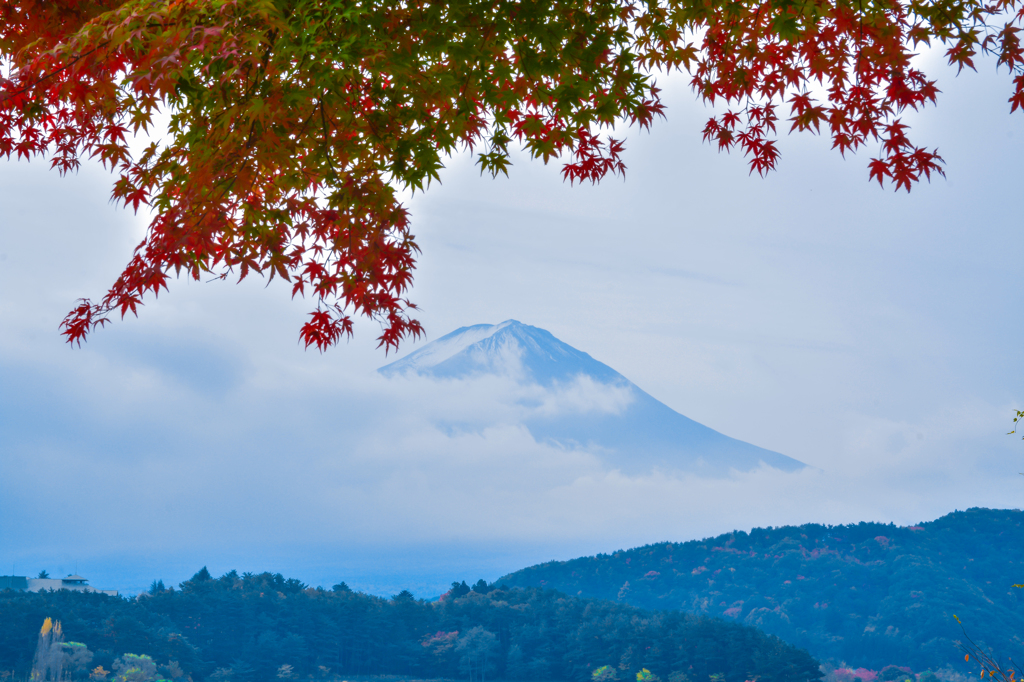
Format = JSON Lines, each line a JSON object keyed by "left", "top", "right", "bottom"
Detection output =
{"left": 0, "top": 568, "right": 821, "bottom": 682}
{"left": 1010, "top": 410, "right": 1024, "bottom": 439}
{"left": 498, "top": 508, "right": 1024, "bottom": 672}
{"left": 689, "top": 0, "right": 1024, "bottom": 190}
{"left": 955, "top": 614, "right": 1023, "bottom": 682}
{"left": 0, "top": 0, "right": 666, "bottom": 350}
{"left": 1, "top": 0, "right": 1022, "bottom": 348}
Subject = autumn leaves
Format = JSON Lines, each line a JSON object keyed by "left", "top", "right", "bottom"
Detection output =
{"left": 2, "top": 0, "right": 1021, "bottom": 348}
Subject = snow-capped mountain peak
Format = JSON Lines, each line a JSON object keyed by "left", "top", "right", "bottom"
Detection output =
{"left": 381, "top": 320, "right": 518, "bottom": 374}
{"left": 379, "top": 321, "right": 806, "bottom": 476}
{"left": 379, "top": 319, "right": 622, "bottom": 385}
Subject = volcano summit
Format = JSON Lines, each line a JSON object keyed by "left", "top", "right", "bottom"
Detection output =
{"left": 380, "top": 320, "right": 805, "bottom": 476}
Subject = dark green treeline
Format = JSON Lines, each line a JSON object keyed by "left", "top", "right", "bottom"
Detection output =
{"left": 498, "top": 508, "right": 1024, "bottom": 671}
{"left": 0, "top": 570, "right": 820, "bottom": 682}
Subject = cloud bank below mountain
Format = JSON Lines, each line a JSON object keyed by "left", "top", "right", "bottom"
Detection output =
{"left": 3, "top": 313, "right": 1018, "bottom": 596}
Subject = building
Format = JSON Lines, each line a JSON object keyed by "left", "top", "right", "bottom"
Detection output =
{"left": 0, "top": 574, "right": 118, "bottom": 596}
{"left": 0, "top": 575, "right": 28, "bottom": 590}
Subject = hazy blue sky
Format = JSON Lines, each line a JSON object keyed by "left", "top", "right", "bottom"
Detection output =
{"left": 1, "top": 57, "right": 1022, "bottom": 597}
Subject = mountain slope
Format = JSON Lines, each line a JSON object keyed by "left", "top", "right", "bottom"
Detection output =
{"left": 380, "top": 320, "right": 805, "bottom": 475}
{"left": 497, "top": 507, "right": 1024, "bottom": 672}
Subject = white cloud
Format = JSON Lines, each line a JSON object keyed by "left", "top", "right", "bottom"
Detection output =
{"left": 526, "top": 375, "right": 636, "bottom": 417}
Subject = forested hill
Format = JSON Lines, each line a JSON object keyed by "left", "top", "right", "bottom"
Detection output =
{"left": 498, "top": 508, "right": 1024, "bottom": 672}
{"left": 0, "top": 570, "right": 819, "bottom": 682}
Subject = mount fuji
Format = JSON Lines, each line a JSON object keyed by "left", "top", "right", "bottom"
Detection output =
{"left": 379, "top": 320, "right": 805, "bottom": 476}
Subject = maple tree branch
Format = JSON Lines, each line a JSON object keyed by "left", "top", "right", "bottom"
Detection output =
{"left": 955, "top": 615, "right": 1023, "bottom": 682}
{"left": 0, "top": 42, "right": 110, "bottom": 105}
{"left": 319, "top": 99, "right": 338, "bottom": 174}
{"left": 2, "top": 0, "right": 1010, "bottom": 350}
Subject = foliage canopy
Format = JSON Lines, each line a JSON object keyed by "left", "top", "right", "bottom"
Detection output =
{"left": 1, "top": 0, "right": 1021, "bottom": 349}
